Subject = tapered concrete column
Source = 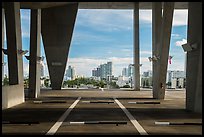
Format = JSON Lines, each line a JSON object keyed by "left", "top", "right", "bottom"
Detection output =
{"left": 28, "top": 9, "right": 41, "bottom": 98}
{"left": 4, "top": 2, "right": 24, "bottom": 85}
{"left": 41, "top": 4, "right": 78, "bottom": 90}
{"left": 153, "top": 2, "right": 174, "bottom": 99}
{"left": 152, "top": 2, "right": 162, "bottom": 98}
{"left": 2, "top": 8, "right": 5, "bottom": 81}
{"left": 133, "top": 2, "right": 140, "bottom": 91}
{"left": 186, "top": 2, "right": 202, "bottom": 113}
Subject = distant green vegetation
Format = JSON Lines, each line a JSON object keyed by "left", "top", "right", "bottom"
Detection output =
{"left": 24, "top": 78, "right": 29, "bottom": 89}
{"left": 122, "top": 85, "right": 130, "bottom": 88}
{"left": 63, "top": 77, "right": 119, "bottom": 89}
{"left": 44, "top": 78, "right": 50, "bottom": 87}
{"left": 2, "top": 75, "right": 9, "bottom": 86}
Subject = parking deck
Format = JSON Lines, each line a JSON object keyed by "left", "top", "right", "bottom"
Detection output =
{"left": 2, "top": 89, "right": 202, "bottom": 135}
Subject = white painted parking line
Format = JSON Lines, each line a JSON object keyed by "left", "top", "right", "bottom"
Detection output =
{"left": 46, "top": 97, "right": 81, "bottom": 135}
{"left": 114, "top": 98, "right": 148, "bottom": 135}
{"left": 155, "top": 121, "right": 202, "bottom": 125}
{"left": 81, "top": 100, "right": 114, "bottom": 103}
{"left": 128, "top": 101, "right": 160, "bottom": 104}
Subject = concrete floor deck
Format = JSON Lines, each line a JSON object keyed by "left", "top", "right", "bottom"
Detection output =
{"left": 2, "top": 89, "right": 202, "bottom": 135}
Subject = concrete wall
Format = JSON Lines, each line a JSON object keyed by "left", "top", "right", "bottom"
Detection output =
{"left": 2, "top": 84, "right": 25, "bottom": 109}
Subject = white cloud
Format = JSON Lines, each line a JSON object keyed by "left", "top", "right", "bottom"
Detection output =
{"left": 121, "top": 48, "right": 131, "bottom": 52}
{"left": 3, "top": 59, "right": 30, "bottom": 78}
{"left": 140, "top": 50, "right": 152, "bottom": 55}
{"left": 140, "top": 10, "right": 152, "bottom": 24}
{"left": 107, "top": 51, "right": 112, "bottom": 54}
{"left": 72, "top": 31, "right": 112, "bottom": 43}
{"left": 171, "top": 33, "right": 180, "bottom": 37}
{"left": 171, "top": 33, "right": 182, "bottom": 40}
{"left": 65, "top": 56, "right": 155, "bottom": 77}
{"left": 2, "top": 56, "right": 184, "bottom": 79}
{"left": 66, "top": 56, "right": 185, "bottom": 77}
{"left": 22, "top": 30, "right": 30, "bottom": 38}
{"left": 168, "top": 59, "right": 185, "bottom": 71}
{"left": 20, "top": 9, "right": 30, "bottom": 38}
{"left": 172, "top": 10, "right": 188, "bottom": 26}
{"left": 20, "top": 9, "right": 30, "bottom": 21}
{"left": 138, "top": 10, "right": 188, "bottom": 26}
{"left": 175, "top": 39, "right": 187, "bottom": 46}
{"left": 77, "top": 9, "right": 133, "bottom": 32}
{"left": 23, "top": 61, "right": 29, "bottom": 77}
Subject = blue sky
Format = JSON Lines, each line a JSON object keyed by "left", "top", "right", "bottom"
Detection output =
{"left": 3, "top": 9, "right": 188, "bottom": 77}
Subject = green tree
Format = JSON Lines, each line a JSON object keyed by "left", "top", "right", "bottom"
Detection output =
{"left": 3, "top": 74, "right": 9, "bottom": 86}
{"left": 123, "top": 85, "right": 130, "bottom": 88}
{"left": 44, "top": 79, "right": 50, "bottom": 87}
{"left": 110, "top": 82, "right": 119, "bottom": 89}
{"left": 146, "top": 80, "right": 149, "bottom": 87}
{"left": 99, "top": 81, "right": 105, "bottom": 88}
{"left": 24, "top": 78, "right": 29, "bottom": 89}
{"left": 143, "top": 80, "right": 146, "bottom": 87}
{"left": 167, "top": 82, "right": 172, "bottom": 88}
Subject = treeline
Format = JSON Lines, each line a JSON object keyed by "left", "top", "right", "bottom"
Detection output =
{"left": 63, "top": 77, "right": 119, "bottom": 89}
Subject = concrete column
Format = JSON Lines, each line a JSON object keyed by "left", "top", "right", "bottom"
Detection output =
{"left": 41, "top": 4, "right": 78, "bottom": 90}
{"left": 28, "top": 9, "right": 41, "bottom": 98}
{"left": 153, "top": 2, "right": 174, "bottom": 99}
{"left": 133, "top": 2, "right": 140, "bottom": 91}
{"left": 4, "top": 2, "right": 24, "bottom": 85}
{"left": 194, "top": 40, "right": 202, "bottom": 113}
{"left": 186, "top": 2, "right": 202, "bottom": 113}
{"left": 2, "top": 8, "right": 5, "bottom": 82}
{"left": 152, "top": 2, "right": 162, "bottom": 98}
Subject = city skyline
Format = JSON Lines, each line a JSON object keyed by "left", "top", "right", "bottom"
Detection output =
{"left": 3, "top": 9, "right": 188, "bottom": 77}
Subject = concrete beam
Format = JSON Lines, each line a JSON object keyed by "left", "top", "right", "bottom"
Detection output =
{"left": 4, "top": 2, "right": 24, "bottom": 85}
{"left": 41, "top": 4, "right": 78, "bottom": 90}
{"left": 17, "top": 2, "right": 188, "bottom": 9}
{"left": 133, "top": 2, "right": 140, "bottom": 91}
{"left": 152, "top": 2, "right": 162, "bottom": 98}
{"left": 153, "top": 2, "right": 174, "bottom": 99}
{"left": 186, "top": 2, "right": 202, "bottom": 113}
{"left": 28, "top": 9, "right": 41, "bottom": 98}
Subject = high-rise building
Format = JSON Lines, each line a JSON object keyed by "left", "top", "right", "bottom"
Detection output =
{"left": 120, "top": 64, "right": 136, "bottom": 88}
{"left": 122, "top": 68, "right": 128, "bottom": 77}
{"left": 166, "top": 70, "right": 173, "bottom": 83}
{"left": 92, "top": 69, "right": 97, "bottom": 77}
{"left": 91, "top": 61, "right": 112, "bottom": 81}
{"left": 96, "top": 67, "right": 101, "bottom": 77}
{"left": 100, "top": 64, "right": 106, "bottom": 79}
{"left": 166, "top": 70, "right": 186, "bottom": 83}
{"left": 128, "top": 64, "right": 134, "bottom": 77}
{"left": 40, "top": 61, "right": 44, "bottom": 77}
{"left": 143, "top": 70, "right": 152, "bottom": 77}
{"left": 106, "top": 62, "right": 112, "bottom": 80}
{"left": 172, "top": 70, "right": 186, "bottom": 78}
{"left": 66, "top": 65, "right": 75, "bottom": 80}
{"left": 166, "top": 70, "right": 186, "bottom": 89}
